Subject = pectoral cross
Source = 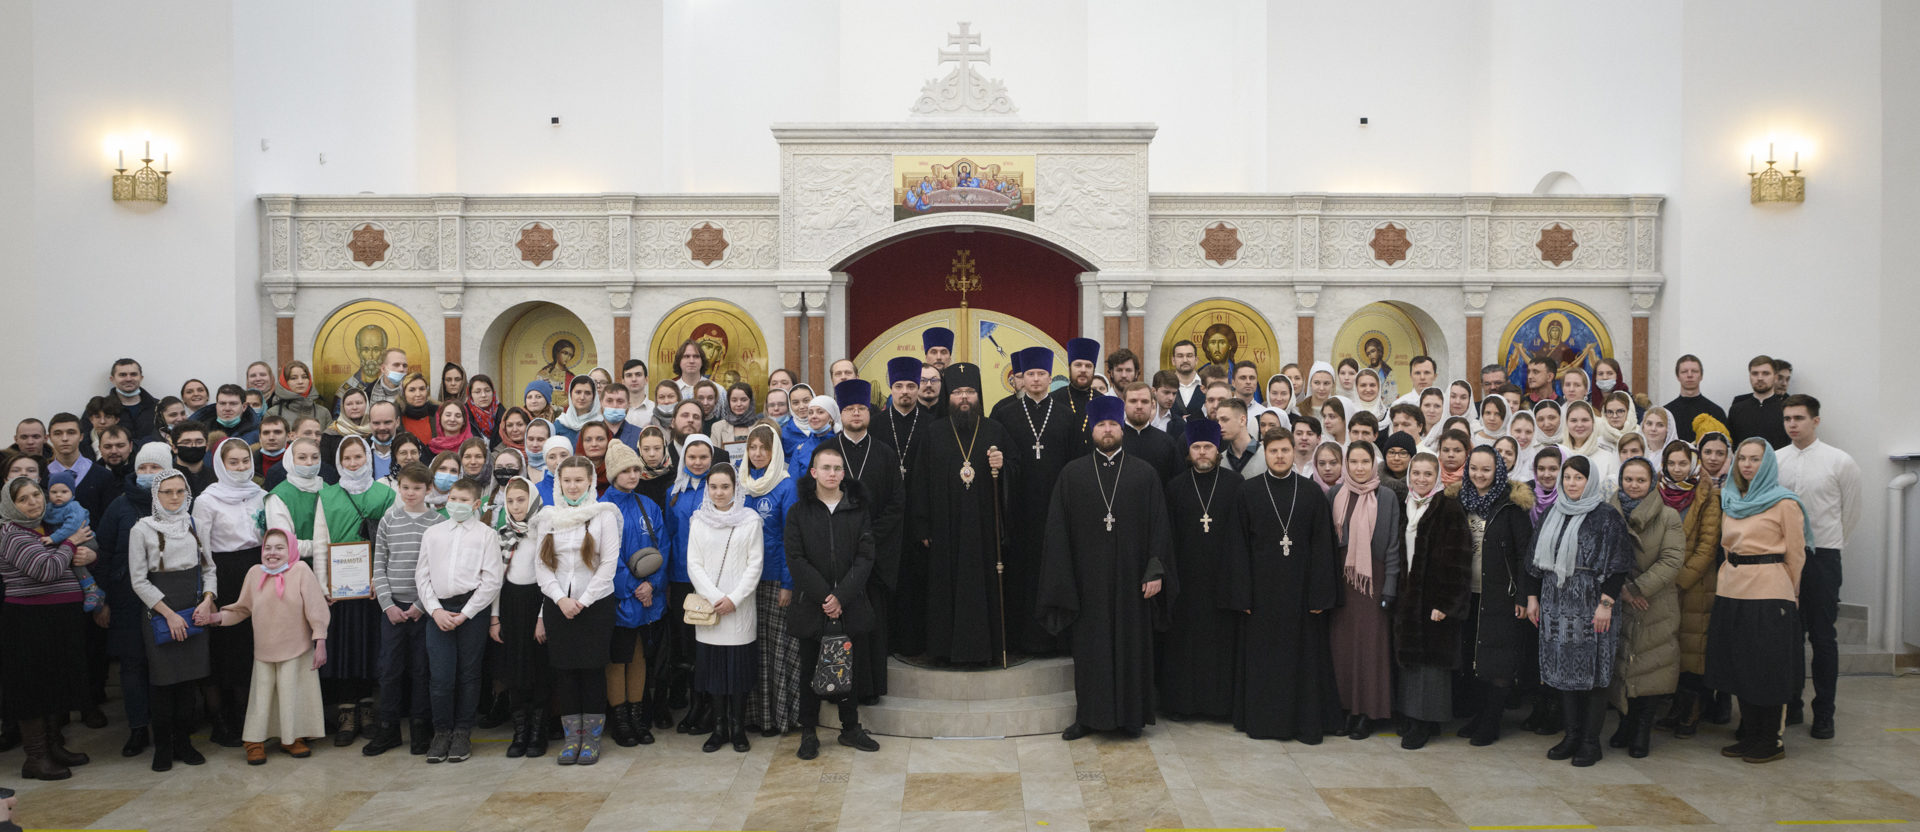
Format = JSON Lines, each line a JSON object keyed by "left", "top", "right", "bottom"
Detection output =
{"left": 1199, "top": 513, "right": 1212, "bottom": 533}
{"left": 1104, "top": 512, "right": 1116, "bottom": 532}
{"left": 1280, "top": 533, "right": 1293, "bottom": 557}
{"left": 1032, "top": 440, "right": 1044, "bottom": 459}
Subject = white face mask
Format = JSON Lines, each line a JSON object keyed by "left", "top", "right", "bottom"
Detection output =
{"left": 1596, "top": 378, "right": 1617, "bottom": 393}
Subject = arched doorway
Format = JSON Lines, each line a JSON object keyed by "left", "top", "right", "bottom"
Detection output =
{"left": 842, "top": 228, "right": 1086, "bottom": 410}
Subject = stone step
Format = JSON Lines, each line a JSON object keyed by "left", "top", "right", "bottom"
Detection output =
{"left": 819, "top": 691, "right": 1078, "bottom": 739}
{"left": 883, "top": 656, "right": 1075, "bottom": 701}
{"left": 1833, "top": 642, "right": 1895, "bottom": 676}
{"left": 1836, "top": 614, "right": 1868, "bottom": 645}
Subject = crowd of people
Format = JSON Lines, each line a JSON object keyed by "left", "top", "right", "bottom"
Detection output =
{"left": 0, "top": 325, "right": 1860, "bottom": 781}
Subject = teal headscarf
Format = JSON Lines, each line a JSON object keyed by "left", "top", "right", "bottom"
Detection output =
{"left": 1720, "top": 438, "right": 1815, "bottom": 548}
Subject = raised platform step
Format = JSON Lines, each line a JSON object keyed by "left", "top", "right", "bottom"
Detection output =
{"left": 820, "top": 691, "right": 1078, "bottom": 739}
{"left": 1834, "top": 642, "right": 1896, "bottom": 676}
{"left": 885, "top": 656, "right": 1075, "bottom": 700}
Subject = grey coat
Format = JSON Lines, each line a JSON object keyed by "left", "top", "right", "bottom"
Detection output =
{"left": 1609, "top": 494, "right": 1686, "bottom": 706}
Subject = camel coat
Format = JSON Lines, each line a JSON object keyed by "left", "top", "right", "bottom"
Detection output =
{"left": 1609, "top": 493, "right": 1686, "bottom": 706}
{"left": 1670, "top": 481, "right": 1723, "bottom": 675}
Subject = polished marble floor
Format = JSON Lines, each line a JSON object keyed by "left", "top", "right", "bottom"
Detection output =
{"left": 5, "top": 675, "right": 1920, "bottom": 832}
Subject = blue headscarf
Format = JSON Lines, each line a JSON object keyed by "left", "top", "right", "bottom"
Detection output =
{"left": 1720, "top": 438, "right": 1815, "bottom": 548}
{"left": 1457, "top": 446, "right": 1509, "bottom": 521}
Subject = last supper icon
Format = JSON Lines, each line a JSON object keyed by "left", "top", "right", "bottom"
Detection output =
{"left": 894, "top": 155, "right": 1036, "bottom": 221}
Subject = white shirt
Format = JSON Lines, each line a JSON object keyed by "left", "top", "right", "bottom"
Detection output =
{"left": 415, "top": 516, "right": 506, "bottom": 619}
{"left": 1776, "top": 439, "right": 1862, "bottom": 550}
{"left": 193, "top": 493, "right": 264, "bottom": 553}
{"left": 533, "top": 507, "right": 622, "bottom": 605}
{"left": 1177, "top": 377, "right": 1202, "bottom": 409}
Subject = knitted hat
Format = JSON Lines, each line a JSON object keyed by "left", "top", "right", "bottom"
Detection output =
{"left": 136, "top": 442, "right": 173, "bottom": 470}
{"left": 48, "top": 471, "right": 77, "bottom": 492}
{"left": 603, "top": 440, "right": 641, "bottom": 482}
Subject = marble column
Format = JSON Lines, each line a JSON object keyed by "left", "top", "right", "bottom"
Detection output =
{"left": 269, "top": 290, "right": 296, "bottom": 371}
{"left": 1464, "top": 287, "right": 1489, "bottom": 398}
{"left": 1102, "top": 291, "right": 1124, "bottom": 354}
{"left": 439, "top": 291, "right": 463, "bottom": 369}
{"left": 1126, "top": 290, "right": 1147, "bottom": 355}
{"left": 609, "top": 290, "right": 633, "bottom": 370}
{"left": 782, "top": 292, "right": 803, "bottom": 379}
{"left": 1630, "top": 287, "right": 1659, "bottom": 395}
{"left": 1294, "top": 286, "right": 1320, "bottom": 368}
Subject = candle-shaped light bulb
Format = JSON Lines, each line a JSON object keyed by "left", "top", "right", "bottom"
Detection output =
{"left": 1793, "top": 151, "right": 1798, "bottom": 170}
{"left": 118, "top": 150, "right": 124, "bottom": 170}
{"left": 144, "top": 139, "right": 150, "bottom": 160}
{"left": 162, "top": 153, "right": 168, "bottom": 172}
{"left": 1768, "top": 142, "right": 1774, "bottom": 163}
{"left": 1750, "top": 154, "right": 1755, "bottom": 174}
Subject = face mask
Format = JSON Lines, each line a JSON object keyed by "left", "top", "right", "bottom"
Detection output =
{"left": 1596, "top": 378, "right": 1617, "bottom": 393}
{"left": 493, "top": 468, "right": 519, "bottom": 486}
{"left": 176, "top": 446, "right": 207, "bottom": 465}
{"left": 603, "top": 408, "right": 626, "bottom": 424}
{"left": 434, "top": 472, "right": 457, "bottom": 492}
{"left": 562, "top": 492, "right": 587, "bottom": 507}
{"left": 252, "top": 406, "right": 266, "bottom": 420}
{"left": 386, "top": 370, "right": 405, "bottom": 384}
{"left": 528, "top": 454, "right": 547, "bottom": 472}
{"left": 260, "top": 559, "right": 291, "bottom": 576}
{"left": 217, "top": 415, "right": 242, "bottom": 428}
{"left": 291, "top": 462, "right": 321, "bottom": 479}
{"left": 136, "top": 472, "right": 159, "bottom": 490}
{"left": 445, "top": 502, "right": 476, "bottom": 523}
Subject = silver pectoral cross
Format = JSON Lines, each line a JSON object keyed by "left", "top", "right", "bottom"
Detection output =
{"left": 1199, "top": 513, "right": 1212, "bottom": 534}
{"left": 1281, "top": 533, "right": 1293, "bottom": 556}
{"left": 1032, "top": 440, "right": 1044, "bottom": 459}
{"left": 1104, "top": 512, "right": 1115, "bottom": 532}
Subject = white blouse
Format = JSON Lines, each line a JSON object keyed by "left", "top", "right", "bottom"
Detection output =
{"left": 490, "top": 530, "right": 544, "bottom": 617}
{"left": 532, "top": 507, "right": 621, "bottom": 606}
{"left": 129, "top": 519, "right": 218, "bottom": 610}
{"left": 685, "top": 516, "right": 764, "bottom": 647}
{"left": 193, "top": 495, "right": 263, "bottom": 554}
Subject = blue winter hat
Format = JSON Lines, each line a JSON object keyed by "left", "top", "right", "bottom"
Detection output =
{"left": 524, "top": 379, "right": 555, "bottom": 403}
{"left": 48, "top": 471, "right": 78, "bottom": 492}
{"left": 922, "top": 327, "right": 954, "bottom": 352}
{"left": 834, "top": 380, "right": 872, "bottom": 410}
{"left": 1087, "top": 395, "right": 1125, "bottom": 427}
{"left": 1012, "top": 346, "right": 1053, "bottom": 375}
{"left": 1066, "top": 338, "right": 1100, "bottom": 366}
{"left": 1185, "top": 419, "right": 1224, "bottom": 448}
{"left": 887, "top": 357, "right": 923, "bottom": 386}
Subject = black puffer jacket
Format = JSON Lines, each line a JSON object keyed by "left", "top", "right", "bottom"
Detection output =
{"left": 783, "top": 475, "right": 877, "bottom": 639}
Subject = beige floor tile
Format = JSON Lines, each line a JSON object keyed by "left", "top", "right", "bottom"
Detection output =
{"left": 1292, "top": 750, "right": 1417, "bottom": 788}
{"left": 896, "top": 808, "right": 1027, "bottom": 832}
{"left": 263, "top": 749, "right": 414, "bottom": 792}
{"left": 1317, "top": 786, "right": 1468, "bottom": 829}
{"left": 1666, "top": 779, "right": 1834, "bottom": 824}
{"left": 1429, "top": 783, "right": 1589, "bottom": 827}
{"left": 834, "top": 807, "right": 904, "bottom": 832}
{"left": 841, "top": 771, "right": 908, "bottom": 812}
{"left": 905, "top": 738, "right": 1020, "bottom": 773}
{"left": 622, "top": 754, "right": 751, "bottom": 793}
{"left": 11, "top": 786, "right": 145, "bottom": 830}
{"left": 1555, "top": 783, "right": 1715, "bottom": 826}
{"left": 1181, "top": 750, "right": 1315, "bottom": 790}
{"left": 209, "top": 789, "right": 376, "bottom": 832}
{"left": 1020, "top": 771, "right": 1085, "bottom": 811}
{"left": 901, "top": 772, "right": 1022, "bottom": 812}
{"left": 580, "top": 794, "right": 716, "bottom": 832}
{"left": 330, "top": 785, "right": 494, "bottom": 831}
{"left": 1023, "top": 808, "right": 1090, "bottom": 832}
{"left": 1166, "top": 786, "right": 1215, "bottom": 828}
{"left": 87, "top": 789, "right": 255, "bottom": 832}
{"left": 1200, "top": 785, "right": 1343, "bottom": 829}
{"left": 463, "top": 790, "right": 608, "bottom": 832}
{"left": 1785, "top": 779, "right": 1920, "bottom": 821}
{"left": 383, "top": 753, "right": 528, "bottom": 792}
{"left": 1507, "top": 748, "right": 1656, "bottom": 786}
{"left": 501, "top": 753, "right": 634, "bottom": 791}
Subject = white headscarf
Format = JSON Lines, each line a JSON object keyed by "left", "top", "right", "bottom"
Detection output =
{"left": 1353, "top": 368, "right": 1388, "bottom": 420}
{"left": 546, "top": 459, "right": 616, "bottom": 531}
{"left": 1509, "top": 411, "right": 1539, "bottom": 482}
{"left": 694, "top": 464, "right": 760, "bottom": 529}
{"left": 146, "top": 469, "right": 195, "bottom": 540}
{"left": 672, "top": 435, "right": 717, "bottom": 497}
{"left": 335, "top": 435, "right": 376, "bottom": 495}
{"left": 739, "top": 424, "right": 788, "bottom": 498}
{"left": 202, "top": 437, "right": 266, "bottom": 506}
{"left": 555, "top": 377, "right": 604, "bottom": 432}
{"left": 283, "top": 438, "right": 325, "bottom": 493}
{"left": 1532, "top": 400, "right": 1567, "bottom": 447}
{"left": 803, "top": 395, "right": 841, "bottom": 435}
{"left": 1473, "top": 395, "right": 1511, "bottom": 441}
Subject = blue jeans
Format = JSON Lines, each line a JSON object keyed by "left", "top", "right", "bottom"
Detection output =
{"left": 378, "top": 608, "right": 431, "bottom": 724}
{"left": 424, "top": 593, "right": 488, "bottom": 731}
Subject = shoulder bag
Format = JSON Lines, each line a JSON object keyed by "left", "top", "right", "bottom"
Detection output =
{"left": 682, "top": 527, "right": 734, "bottom": 626}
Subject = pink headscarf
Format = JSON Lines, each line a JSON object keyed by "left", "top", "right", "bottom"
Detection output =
{"left": 1331, "top": 443, "right": 1382, "bottom": 597}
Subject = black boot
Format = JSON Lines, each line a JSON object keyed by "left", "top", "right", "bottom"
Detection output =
{"left": 149, "top": 719, "right": 175, "bottom": 772}
{"left": 703, "top": 696, "right": 729, "bottom": 753}
{"left": 614, "top": 703, "right": 643, "bottom": 748}
{"left": 1629, "top": 696, "right": 1660, "bottom": 758}
{"left": 1572, "top": 692, "right": 1607, "bottom": 767}
{"left": 634, "top": 694, "right": 656, "bottom": 745}
{"left": 526, "top": 708, "right": 550, "bottom": 758}
{"left": 361, "top": 721, "right": 404, "bottom": 756}
{"left": 121, "top": 726, "right": 150, "bottom": 758}
{"left": 1743, "top": 702, "right": 1786, "bottom": 763}
{"left": 678, "top": 694, "right": 712, "bottom": 735}
{"left": 1471, "top": 682, "right": 1507, "bottom": 746}
{"left": 1671, "top": 689, "right": 1701, "bottom": 738}
{"left": 1521, "top": 687, "right": 1553, "bottom": 733}
{"left": 1709, "top": 690, "right": 1734, "bottom": 724}
{"left": 0, "top": 718, "right": 19, "bottom": 752}
{"left": 1546, "top": 691, "right": 1583, "bottom": 761}
{"left": 1401, "top": 719, "right": 1433, "bottom": 750}
{"left": 1722, "top": 702, "right": 1757, "bottom": 758}
{"left": 1347, "top": 715, "right": 1373, "bottom": 740}
{"left": 332, "top": 703, "right": 358, "bottom": 747}
{"left": 20, "top": 719, "right": 72, "bottom": 781}
{"left": 173, "top": 725, "right": 205, "bottom": 766}
{"left": 506, "top": 707, "right": 532, "bottom": 758}
{"left": 1609, "top": 698, "right": 1636, "bottom": 749}
{"left": 729, "top": 696, "right": 750, "bottom": 753}
{"left": 409, "top": 717, "right": 433, "bottom": 755}
{"left": 477, "top": 690, "right": 510, "bottom": 730}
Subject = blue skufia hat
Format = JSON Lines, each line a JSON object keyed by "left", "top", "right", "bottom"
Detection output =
{"left": 887, "top": 357, "right": 923, "bottom": 386}
{"left": 1066, "top": 338, "right": 1100, "bottom": 365}
{"left": 1185, "top": 418, "right": 1223, "bottom": 448}
{"left": 1087, "top": 395, "right": 1125, "bottom": 427}
{"left": 834, "top": 380, "right": 872, "bottom": 410}
{"left": 1012, "top": 346, "right": 1053, "bottom": 375}
{"left": 922, "top": 327, "right": 954, "bottom": 352}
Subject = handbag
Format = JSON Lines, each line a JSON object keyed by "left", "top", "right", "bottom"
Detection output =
{"left": 150, "top": 614, "right": 205, "bottom": 646}
{"left": 811, "top": 619, "right": 854, "bottom": 697}
{"left": 682, "top": 528, "right": 734, "bottom": 627}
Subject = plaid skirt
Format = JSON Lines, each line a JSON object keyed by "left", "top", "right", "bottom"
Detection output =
{"left": 747, "top": 581, "right": 802, "bottom": 731}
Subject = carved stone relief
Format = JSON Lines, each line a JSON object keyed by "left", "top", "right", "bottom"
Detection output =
{"left": 516, "top": 223, "right": 559, "bottom": 266}
{"left": 1536, "top": 223, "right": 1579, "bottom": 266}
{"left": 786, "top": 155, "right": 893, "bottom": 263}
{"left": 1149, "top": 218, "right": 1293, "bottom": 270}
{"left": 1036, "top": 155, "right": 1140, "bottom": 264}
{"left": 1488, "top": 220, "right": 1624, "bottom": 270}
{"left": 1318, "top": 219, "right": 1462, "bottom": 269}
{"left": 685, "top": 222, "right": 730, "bottom": 266}
{"left": 297, "top": 220, "right": 437, "bottom": 271}
{"left": 634, "top": 219, "right": 778, "bottom": 270}
{"left": 348, "top": 223, "right": 391, "bottom": 267}
{"left": 463, "top": 219, "right": 609, "bottom": 270}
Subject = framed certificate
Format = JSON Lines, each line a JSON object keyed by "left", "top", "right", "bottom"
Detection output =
{"left": 327, "top": 542, "right": 374, "bottom": 601}
{"left": 723, "top": 441, "right": 747, "bottom": 464}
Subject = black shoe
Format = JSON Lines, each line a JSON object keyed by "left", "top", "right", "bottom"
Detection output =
{"left": 122, "top": 726, "right": 150, "bottom": 757}
{"left": 1628, "top": 699, "right": 1657, "bottom": 758}
{"left": 1786, "top": 703, "right": 1805, "bottom": 726}
{"left": 409, "top": 717, "right": 433, "bottom": 755}
{"left": 80, "top": 706, "right": 109, "bottom": 729}
{"left": 1348, "top": 716, "right": 1373, "bottom": 740}
{"left": 358, "top": 701, "right": 378, "bottom": 739}
{"left": 476, "top": 694, "right": 510, "bottom": 730}
{"left": 1061, "top": 723, "right": 1089, "bottom": 741}
{"left": 859, "top": 695, "right": 881, "bottom": 707}
{"left": 1572, "top": 737, "right": 1603, "bottom": 767}
{"left": 1708, "top": 691, "right": 1734, "bottom": 724}
{"left": 678, "top": 696, "right": 711, "bottom": 735}
{"left": 839, "top": 725, "right": 881, "bottom": 752}
{"left": 609, "top": 704, "right": 640, "bottom": 748}
{"left": 798, "top": 730, "right": 820, "bottom": 760}
{"left": 731, "top": 725, "right": 751, "bottom": 753}
{"left": 173, "top": 731, "right": 205, "bottom": 766}
{"left": 1608, "top": 703, "right": 1632, "bottom": 749}
{"left": 1546, "top": 693, "right": 1583, "bottom": 760}
{"left": 1535, "top": 693, "right": 1565, "bottom": 736}
{"left": 526, "top": 709, "right": 550, "bottom": 758}
{"left": 1400, "top": 720, "right": 1432, "bottom": 750}
{"left": 1811, "top": 714, "right": 1835, "bottom": 739}
{"left": 702, "top": 724, "right": 728, "bottom": 753}
{"left": 151, "top": 731, "right": 174, "bottom": 772}
{"left": 633, "top": 701, "right": 656, "bottom": 746}
{"left": 1471, "top": 683, "right": 1507, "bottom": 747}
{"left": 1521, "top": 690, "right": 1552, "bottom": 733}
{"left": 362, "top": 722, "right": 404, "bottom": 756}
{"left": 506, "top": 707, "right": 531, "bottom": 758}
{"left": 1671, "top": 690, "right": 1702, "bottom": 739}
{"left": 1120, "top": 726, "right": 1143, "bottom": 739}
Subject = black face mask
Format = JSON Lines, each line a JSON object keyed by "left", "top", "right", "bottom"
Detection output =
{"left": 175, "top": 446, "right": 207, "bottom": 465}
{"left": 493, "top": 468, "right": 519, "bottom": 485}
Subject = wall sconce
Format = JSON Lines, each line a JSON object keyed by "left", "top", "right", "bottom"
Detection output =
{"left": 112, "top": 138, "right": 170, "bottom": 205}
{"left": 1749, "top": 142, "right": 1803, "bottom": 204}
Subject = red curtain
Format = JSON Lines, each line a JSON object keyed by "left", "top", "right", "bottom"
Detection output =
{"left": 844, "top": 229, "right": 1083, "bottom": 354}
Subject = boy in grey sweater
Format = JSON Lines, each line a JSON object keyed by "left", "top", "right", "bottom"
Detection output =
{"left": 362, "top": 463, "right": 445, "bottom": 756}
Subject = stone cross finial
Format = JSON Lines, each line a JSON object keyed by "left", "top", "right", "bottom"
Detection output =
{"left": 911, "top": 22, "right": 1019, "bottom": 117}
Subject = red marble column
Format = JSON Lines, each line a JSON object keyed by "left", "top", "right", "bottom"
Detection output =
{"left": 443, "top": 317, "right": 460, "bottom": 370}
{"left": 1632, "top": 316, "right": 1649, "bottom": 395}
{"left": 277, "top": 318, "right": 294, "bottom": 371}
{"left": 1297, "top": 315, "right": 1314, "bottom": 369}
{"left": 1465, "top": 316, "right": 1483, "bottom": 399}
{"left": 613, "top": 316, "right": 631, "bottom": 370}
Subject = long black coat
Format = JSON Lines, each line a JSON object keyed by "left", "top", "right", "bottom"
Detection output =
{"left": 1449, "top": 481, "right": 1539, "bottom": 682}
{"left": 1393, "top": 492, "right": 1474, "bottom": 669}
{"left": 783, "top": 476, "right": 877, "bottom": 640}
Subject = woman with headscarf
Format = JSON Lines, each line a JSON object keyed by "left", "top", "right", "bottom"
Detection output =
{"left": 1560, "top": 401, "right": 1618, "bottom": 493}
{"left": 1596, "top": 391, "right": 1635, "bottom": 451}
{"left": 1697, "top": 431, "right": 1732, "bottom": 489}
{"left": 523, "top": 380, "right": 556, "bottom": 425}
{"left": 1528, "top": 454, "right": 1634, "bottom": 767}
{"left": 1, "top": 475, "right": 99, "bottom": 779}
{"left": 651, "top": 380, "right": 682, "bottom": 433}
{"left": 661, "top": 435, "right": 718, "bottom": 734}
{"left": 576, "top": 423, "right": 614, "bottom": 494}
{"left": 522, "top": 420, "right": 554, "bottom": 487}
{"left": 484, "top": 447, "right": 525, "bottom": 512}
{"left": 488, "top": 477, "right": 551, "bottom": 758}
{"left": 1590, "top": 358, "right": 1631, "bottom": 409}
{"left": 1448, "top": 445, "right": 1539, "bottom": 746}
{"left": 1638, "top": 407, "right": 1674, "bottom": 462}
{"left": 1473, "top": 396, "right": 1510, "bottom": 446}
{"left": 1335, "top": 358, "right": 1360, "bottom": 401}
{"left": 1328, "top": 442, "right": 1401, "bottom": 740}
{"left": 1560, "top": 369, "right": 1591, "bottom": 408}
{"left": 496, "top": 407, "right": 532, "bottom": 461}
{"left": 633, "top": 426, "right": 676, "bottom": 510}
{"left": 533, "top": 437, "right": 570, "bottom": 507}
{"left": 710, "top": 383, "right": 761, "bottom": 450}
{"left": 1319, "top": 398, "right": 1351, "bottom": 447}
{"left": 1607, "top": 457, "right": 1685, "bottom": 760}
{"left": 426, "top": 400, "right": 473, "bottom": 460}
{"left": 1297, "top": 361, "right": 1336, "bottom": 419}
{"left": 533, "top": 456, "right": 623, "bottom": 765}
{"left": 266, "top": 435, "right": 397, "bottom": 746}
{"left": 1533, "top": 400, "right": 1567, "bottom": 448}
{"left": 1267, "top": 374, "right": 1297, "bottom": 420}
{"left": 398, "top": 373, "right": 437, "bottom": 442}
{"left": 266, "top": 361, "right": 324, "bottom": 428}
{"left": 456, "top": 437, "right": 494, "bottom": 503}
{"left": 328, "top": 387, "right": 374, "bottom": 441}
{"left": 193, "top": 437, "right": 269, "bottom": 748}
{"left": 785, "top": 395, "right": 839, "bottom": 474}
{"left": 1509, "top": 411, "right": 1540, "bottom": 483}
{"left": 598, "top": 442, "right": 670, "bottom": 748}
{"left": 1352, "top": 368, "right": 1389, "bottom": 422}
{"left": 1436, "top": 429, "right": 1471, "bottom": 487}
{"left": 376, "top": 433, "right": 427, "bottom": 492}
{"left": 764, "top": 388, "right": 792, "bottom": 428}
{"left": 553, "top": 376, "right": 603, "bottom": 444}
{"left": 736, "top": 423, "right": 800, "bottom": 739}
{"left": 1309, "top": 440, "right": 1345, "bottom": 496}
{"left": 1393, "top": 452, "right": 1470, "bottom": 748}
{"left": 128, "top": 470, "right": 219, "bottom": 771}
{"left": 439, "top": 363, "right": 468, "bottom": 405}
{"left": 691, "top": 379, "right": 726, "bottom": 436}
{"left": 1705, "top": 439, "right": 1810, "bottom": 764}
{"left": 685, "top": 463, "right": 764, "bottom": 754}
{"left": 1656, "top": 440, "right": 1724, "bottom": 739}
{"left": 464, "top": 374, "right": 506, "bottom": 446}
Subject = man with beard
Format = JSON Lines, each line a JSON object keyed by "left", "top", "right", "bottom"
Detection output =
{"left": 1159, "top": 419, "right": 1248, "bottom": 720}
{"left": 918, "top": 364, "right": 946, "bottom": 419}
{"left": 1233, "top": 427, "right": 1340, "bottom": 743}
{"left": 908, "top": 364, "right": 1013, "bottom": 665}
{"left": 1052, "top": 338, "right": 1102, "bottom": 454}
{"left": 90, "top": 426, "right": 136, "bottom": 514}
{"left": 1728, "top": 354, "right": 1789, "bottom": 449}
{"left": 1038, "top": 396, "right": 1174, "bottom": 740}
{"left": 829, "top": 380, "right": 906, "bottom": 702}
{"left": 1105, "top": 349, "right": 1141, "bottom": 387}
{"left": 1118, "top": 383, "right": 1180, "bottom": 483}
{"left": 668, "top": 399, "right": 731, "bottom": 467}
{"left": 922, "top": 327, "right": 953, "bottom": 372}
{"left": 873, "top": 358, "right": 932, "bottom": 656}
{"left": 989, "top": 348, "right": 1082, "bottom": 655}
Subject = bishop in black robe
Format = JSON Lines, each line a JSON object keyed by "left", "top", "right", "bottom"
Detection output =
{"left": 1160, "top": 421, "right": 1249, "bottom": 719}
{"left": 1233, "top": 453, "right": 1341, "bottom": 743}
{"left": 874, "top": 358, "right": 933, "bottom": 657}
{"left": 907, "top": 364, "right": 1017, "bottom": 665}
{"left": 1038, "top": 398, "right": 1175, "bottom": 737}
{"left": 828, "top": 379, "right": 907, "bottom": 698}
{"left": 989, "top": 347, "right": 1084, "bottom": 654}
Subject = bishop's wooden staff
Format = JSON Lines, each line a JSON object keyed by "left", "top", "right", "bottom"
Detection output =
{"left": 989, "top": 444, "right": 1007, "bottom": 669}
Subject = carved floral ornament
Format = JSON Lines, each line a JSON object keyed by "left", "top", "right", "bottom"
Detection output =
{"left": 685, "top": 222, "right": 729, "bottom": 266}
{"left": 516, "top": 222, "right": 559, "bottom": 266}
{"left": 1536, "top": 222, "right": 1579, "bottom": 266}
{"left": 347, "top": 223, "right": 390, "bottom": 267}
{"left": 1199, "top": 222, "right": 1243, "bottom": 266}
{"left": 1369, "top": 223, "right": 1412, "bottom": 265}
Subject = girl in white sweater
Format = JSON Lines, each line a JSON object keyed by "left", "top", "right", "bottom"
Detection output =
{"left": 533, "top": 456, "right": 621, "bottom": 765}
{"left": 686, "top": 463, "right": 763, "bottom": 753}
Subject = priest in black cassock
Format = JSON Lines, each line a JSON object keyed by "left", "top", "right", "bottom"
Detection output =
{"left": 988, "top": 346, "right": 1083, "bottom": 654}
{"left": 1038, "top": 396, "right": 1176, "bottom": 740}
{"left": 831, "top": 380, "right": 906, "bottom": 701}
{"left": 874, "top": 357, "right": 932, "bottom": 657}
{"left": 1050, "top": 337, "right": 1102, "bottom": 455}
{"left": 1160, "top": 419, "right": 1248, "bottom": 720}
{"left": 1232, "top": 426, "right": 1341, "bottom": 744}
{"left": 907, "top": 363, "right": 1015, "bottom": 665}
{"left": 1117, "top": 381, "right": 1182, "bottom": 483}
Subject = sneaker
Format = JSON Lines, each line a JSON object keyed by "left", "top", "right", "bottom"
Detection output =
{"left": 797, "top": 730, "right": 820, "bottom": 760}
{"left": 446, "top": 729, "right": 471, "bottom": 763}
{"left": 837, "top": 726, "right": 880, "bottom": 752}
{"left": 426, "top": 730, "right": 452, "bottom": 763}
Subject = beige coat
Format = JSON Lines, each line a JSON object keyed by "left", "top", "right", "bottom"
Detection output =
{"left": 1671, "top": 481, "right": 1723, "bottom": 675}
{"left": 1610, "top": 493, "right": 1685, "bottom": 706}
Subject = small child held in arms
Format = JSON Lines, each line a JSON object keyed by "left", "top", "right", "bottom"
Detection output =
{"left": 203, "top": 527, "right": 330, "bottom": 764}
{"left": 42, "top": 471, "right": 100, "bottom": 609}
